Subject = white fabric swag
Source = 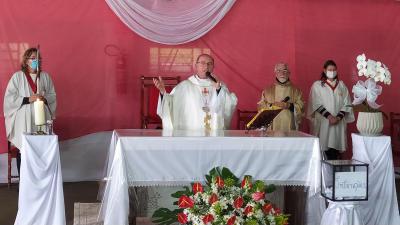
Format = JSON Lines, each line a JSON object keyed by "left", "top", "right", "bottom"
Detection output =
{"left": 105, "top": 0, "right": 237, "bottom": 44}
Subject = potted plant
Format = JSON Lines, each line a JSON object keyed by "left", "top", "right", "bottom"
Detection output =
{"left": 352, "top": 53, "right": 391, "bottom": 136}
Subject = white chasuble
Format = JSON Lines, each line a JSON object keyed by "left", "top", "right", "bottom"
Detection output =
{"left": 157, "top": 75, "right": 237, "bottom": 130}
{"left": 4, "top": 71, "right": 57, "bottom": 149}
{"left": 307, "top": 80, "right": 354, "bottom": 152}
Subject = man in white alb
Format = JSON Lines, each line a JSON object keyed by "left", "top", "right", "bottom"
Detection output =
{"left": 153, "top": 54, "right": 237, "bottom": 130}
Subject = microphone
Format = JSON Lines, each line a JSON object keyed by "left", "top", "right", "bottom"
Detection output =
{"left": 205, "top": 71, "right": 217, "bottom": 83}
{"left": 282, "top": 96, "right": 290, "bottom": 102}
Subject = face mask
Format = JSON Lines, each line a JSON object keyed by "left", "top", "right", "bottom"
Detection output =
{"left": 326, "top": 71, "right": 337, "bottom": 79}
{"left": 29, "top": 59, "right": 39, "bottom": 70}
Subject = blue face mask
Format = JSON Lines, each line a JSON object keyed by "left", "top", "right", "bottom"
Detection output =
{"left": 29, "top": 59, "right": 39, "bottom": 70}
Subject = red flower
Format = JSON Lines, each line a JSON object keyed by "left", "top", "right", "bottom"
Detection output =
{"left": 177, "top": 212, "right": 188, "bottom": 224}
{"left": 241, "top": 177, "right": 252, "bottom": 189}
{"left": 233, "top": 196, "right": 243, "bottom": 209}
{"left": 215, "top": 176, "right": 224, "bottom": 188}
{"left": 192, "top": 182, "right": 203, "bottom": 194}
{"left": 274, "top": 208, "right": 281, "bottom": 215}
{"left": 178, "top": 195, "right": 194, "bottom": 208}
{"left": 227, "top": 215, "right": 236, "bottom": 225}
{"left": 252, "top": 191, "right": 265, "bottom": 201}
{"left": 244, "top": 205, "right": 253, "bottom": 215}
{"left": 202, "top": 214, "right": 214, "bottom": 224}
{"left": 209, "top": 193, "right": 218, "bottom": 204}
{"left": 262, "top": 203, "right": 273, "bottom": 214}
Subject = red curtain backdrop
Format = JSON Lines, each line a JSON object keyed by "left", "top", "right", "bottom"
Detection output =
{"left": 1, "top": 0, "right": 399, "bottom": 155}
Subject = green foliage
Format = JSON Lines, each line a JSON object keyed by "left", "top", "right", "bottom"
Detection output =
{"left": 245, "top": 218, "right": 259, "bottom": 225}
{"left": 265, "top": 184, "right": 276, "bottom": 193}
{"left": 152, "top": 208, "right": 182, "bottom": 225}
{"left": 171, "top": 186, "right": 191, "bottom": 198}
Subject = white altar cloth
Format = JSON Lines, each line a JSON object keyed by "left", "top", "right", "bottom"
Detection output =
{"left": 14, "top": 134, "right": 66, "bottom": 225}
{"left": 99, "top": 129, "right": 322, "bottom": 225}
{"left": 352, "top": 134, "right": 400, "bottom": 225}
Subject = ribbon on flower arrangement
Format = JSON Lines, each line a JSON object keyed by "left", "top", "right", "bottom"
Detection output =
{"left": 352, "top": 78, "right": 382, "bottom": 109}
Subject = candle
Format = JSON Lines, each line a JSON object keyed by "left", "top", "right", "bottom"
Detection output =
{"left": 34, "top": 99, "right": 45, "bottom": 125}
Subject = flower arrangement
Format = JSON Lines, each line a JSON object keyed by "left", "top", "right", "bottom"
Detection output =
{"left": 152, "top": 167, "right": 289, "bottom": 225}
{"left": 352, "top": 53, "right": 391, "bottom": 112}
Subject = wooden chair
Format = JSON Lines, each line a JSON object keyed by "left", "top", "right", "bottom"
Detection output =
{"left": 8, "top": 141, "right": 20, "bottom": 188}
{"left": 389, "top": 112, "right": 400, "bottom": 172}
{"left": 237, "top": 109, "right": 258, "bottom": 130}
{"left": 140, "top": 76, "right": 180, "bottom": 129}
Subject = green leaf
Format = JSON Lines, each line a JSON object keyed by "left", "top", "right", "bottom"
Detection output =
{"left": 254, "top": 180, "right": 266, "bottom": 192}
{"left": 152, "top": 208, "right": 182, "bottom": 225}
{"left": 171, "top": 186, "right": 191, "bottom": 198}
{"left": 221, "top": 167, "right": 239, "bottom": 183}
{"left": 265, "top": 184, "right": 276, "bottom": 193}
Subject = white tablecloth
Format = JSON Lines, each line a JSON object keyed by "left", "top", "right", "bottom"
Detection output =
{"left": 14, "top": 134, "right": 66, "bottom": 225}
{"left": 352, "top": 133, "right": 400, "bottom": 225}
{"left": 99, "top": 129, "right": 323, "bottom": 225}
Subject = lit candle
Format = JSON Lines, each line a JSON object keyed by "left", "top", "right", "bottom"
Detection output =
{"left": 34, "top": 99, "right": 45, "bottom": 125}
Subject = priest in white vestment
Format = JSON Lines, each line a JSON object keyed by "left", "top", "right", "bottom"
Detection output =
{"left": 153, "top": 54, "right": 237, "bottom": 130}
{"left": 307, "top": 60, "right": 354, "bottom": 159}
{"left": 3, "top": 48, "right": 56, "bottom": 163}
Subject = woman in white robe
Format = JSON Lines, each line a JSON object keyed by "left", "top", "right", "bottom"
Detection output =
{"left": 3, "top": 48, "right": 56, "bottom": 172}
{"left": 307, "top": 60, "right": 354, "bottom": 159}
{"left": 153, "top": 54, "right": 237, "bottom": 130}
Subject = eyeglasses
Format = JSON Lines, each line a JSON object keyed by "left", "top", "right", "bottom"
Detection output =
{"left": 197, "top": 61, "right": 214, "bottom": 66}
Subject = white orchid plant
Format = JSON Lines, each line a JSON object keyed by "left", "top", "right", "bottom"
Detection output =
{"left": 352, "top": 53, "right": 391, "bottom": 113}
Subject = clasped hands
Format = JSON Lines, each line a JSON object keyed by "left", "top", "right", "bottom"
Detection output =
{"left": 272, "top": 102, "right": 290, "bottom": 109}
{"left": 327, "top": 115, "right": 341, "bottom": 125}
{"left": 29, "top": 94, "right": 47, "bottom": 104}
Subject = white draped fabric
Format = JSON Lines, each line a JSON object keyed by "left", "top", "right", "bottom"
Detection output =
{"left": 98, "top": 129, "right": 323, "bottom": 225}
{"left": 105, "top": 0, "right": 237, "bottom": 44}
{"left": 352, "top": 134, "right": 400, "bottom": 225}
{"left": 14, "top": 134, "right": 65, "bottom": 225}
{"left": 320, "top": 202, "right": 365, "bottom": 225}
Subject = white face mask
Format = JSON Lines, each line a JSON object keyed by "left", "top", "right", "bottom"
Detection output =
{"left": 326, "top": 71, "right": 337, "bottom": 79}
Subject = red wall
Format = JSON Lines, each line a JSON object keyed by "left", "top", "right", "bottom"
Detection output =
{"left": 1, "top": 0, "right": 399, "bottom": 156}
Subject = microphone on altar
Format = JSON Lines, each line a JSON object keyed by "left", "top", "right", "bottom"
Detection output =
{"left": 206, "top": 71, "right": 217, "bottom": 83}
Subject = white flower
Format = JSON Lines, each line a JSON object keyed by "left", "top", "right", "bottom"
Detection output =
{"left": 356, "top": 53, "right": 366, "bottom": 62}
{"left": 357, "top": 61, "right": 367, "bottom": 70}
{"left": 356, "top": 53, "right": 391, "bottom": 85}
{"left": 358, "top": 68, "right": 367, "bottom": 76}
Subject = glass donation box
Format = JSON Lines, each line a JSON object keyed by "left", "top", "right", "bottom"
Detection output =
{"left": 321, "top": 159, "right": 368, "bottom": 201}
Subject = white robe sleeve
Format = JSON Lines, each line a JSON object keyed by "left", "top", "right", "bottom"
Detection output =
{"left": 339, "top": 82, "right": 355, "bottom": 123}
{"left": 209, "top": 84, "right": 237, "bottom": 129}
{"left": 307, "top": 82, "right": 323, "bottom": 120}
{"left": 156, "top": 92, "right": 174, "bottom": 130}
{"left": 3, "top": 73, "right": 25, "bottom": 139}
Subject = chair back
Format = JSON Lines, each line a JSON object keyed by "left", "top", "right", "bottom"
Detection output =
{"left": 237, "top": 109, "right": 258, "bottom": 130}
{"left": 140, "top": 76, "right": 180, "bottom": 128}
